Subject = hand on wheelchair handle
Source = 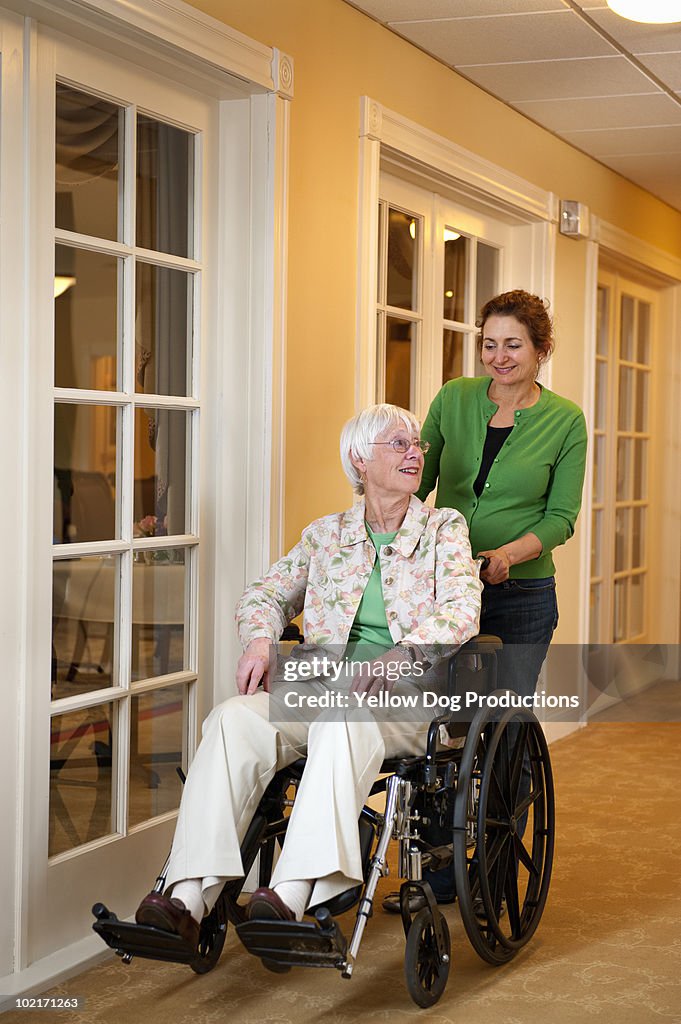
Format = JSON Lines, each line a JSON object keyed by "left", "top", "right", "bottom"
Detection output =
{"left": 477, "top": 549, "right": 510, "bottom": 585}
{"left": 236, "top": 638, "right": 272, "bottom": 694}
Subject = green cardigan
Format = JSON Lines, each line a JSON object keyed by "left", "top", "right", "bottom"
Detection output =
{"left": 416, "top": 377, "right": 587, "bottom": 579}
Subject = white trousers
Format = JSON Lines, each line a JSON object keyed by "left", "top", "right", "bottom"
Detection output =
{"left": 164, "top": 678, "right": 434, "bottom": 909}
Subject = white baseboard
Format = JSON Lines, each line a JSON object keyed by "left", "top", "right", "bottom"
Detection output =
{"left": 0, "top": 932, "right": 114, "bottom": 1010}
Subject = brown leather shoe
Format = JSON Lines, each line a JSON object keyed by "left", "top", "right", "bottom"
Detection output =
{"left": 246, "top": 887, "right": 296, "bottom": 922}
{"left": 135, "top": 891, "right": 200, "bottom": 947}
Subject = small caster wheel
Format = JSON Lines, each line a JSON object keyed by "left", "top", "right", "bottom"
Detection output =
{"left": 404, "top": 907, "right": 450, "bottom": 1007}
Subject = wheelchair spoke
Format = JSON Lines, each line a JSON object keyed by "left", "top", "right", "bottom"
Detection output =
{"left": 504, "top": 844, "right": 522, "bottom": 935}
{"left": 508, "top": 722, "right": 529, "bottom": 808}
{"left": 514, "top": 832, "right": 539, "bottom": 878}
{"left": 513, "top": 783, "right": 543, "bottom": 820}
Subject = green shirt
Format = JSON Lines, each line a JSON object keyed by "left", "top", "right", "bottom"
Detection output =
{"left": 344, "top": 524, "right": 396, "bottom": 660}
{"left": 416, "top": 376, "right": 587, "bottom": 579}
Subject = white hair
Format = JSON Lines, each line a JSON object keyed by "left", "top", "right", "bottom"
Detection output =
{"left": 340, "top": 403, "right": 421, "bottom": 495}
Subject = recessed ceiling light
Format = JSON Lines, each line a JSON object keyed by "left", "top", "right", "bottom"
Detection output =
{"left": 606, "top": 0, "right": 681, "bottom": 23}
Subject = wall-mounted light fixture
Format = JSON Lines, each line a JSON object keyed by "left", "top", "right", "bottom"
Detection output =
{"left": 606, "top": 0, "right": 681, "bottom": 23}
{"left": 559, "top": 200, "right": 590, "bottom": 240}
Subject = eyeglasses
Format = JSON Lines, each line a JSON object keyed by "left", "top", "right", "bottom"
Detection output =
{"left": 369, "top": 438, "right": 431, "bottom": 454}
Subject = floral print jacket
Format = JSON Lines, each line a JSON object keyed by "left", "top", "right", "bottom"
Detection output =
{"left": 235, "top": 496, "right": 481, "bottom": 665}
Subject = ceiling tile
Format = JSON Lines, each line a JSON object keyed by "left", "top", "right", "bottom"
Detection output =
{"left": 514, "top": 92, "right": 680, "bottom": 130}
{"left": 600, "top": 152, "right": 681, "bottom": 208}
{"left": 561, "top": 124, "right": 681, "bottom": 155}
{"left": 635, "top": 52, "right": 681, "bottom": 91}
{"left": 346, "top": 0, "right": 567, "bottom": 23}
{"left": 394, "top": 11, "right": 615, "bottom": 65}
{"left": 458, "top": 56, "right": 657, "bottom": 101}
{"left": 582, "top": 8, "right": 681, "bottom": 55}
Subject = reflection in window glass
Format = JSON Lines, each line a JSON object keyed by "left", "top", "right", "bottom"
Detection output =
{"left": 443, "top": 232, "right": 467, "bottom": 323}
{"left": 633, "top": 440, "right": 647, "bottom": 500}
{"left": 593, "top": 434, "right": 604, "bottom": 504}
{"left": 54, "top": 405, "right": 117, "bottom": 543}
{"left": 137, "top": 115, "right": 193, "bottom": 258}
{"left": 618, "top": 366, "right": 634, "bottom": 431}
{"left": 49, "top": 703, "right": 115, "bottom": 857}
{"left": 129, "top": 686, "right": 185, "bottom": 827}
{"left": 629, "top": 576, "right": 644, "bottom": 637}
{"left": 613, "top": 577, "right": 627, "bottom": 642}
{"left": 135, "top": 263, "right": 191, "bottom": 397}
{"left": 385, "top": 317, "right": 412, "bottom": 409}
{"left": 54, "top": 246, "right": 119, "bottom": 390}
{"left": 52, "top": 555, "right": 119, "bottom": 698}
{"left": 387, "top": 209, "right": 417, "bottom": 311}
{"left": 56, "top": 84, "right": 120, "bottom": 242}
{"left": 475, "top": 243, "right": 498, "bottom": 318}
{"left": 631, "top": 507, "right": 645, "bottom": 569}
{"left": 443, "top": 329, "right": 464, "bottom": 383}
{"left": 616, "top": 438, "right": 631, "bottom": 502}
{"left": 615, "top": 508, "right": 630, "bottom": 573}
{"left": 134, "top": 408, "right": 188, "bottom": 536}
{"left": 635, "top": 371, "right": 649, "bottom": 433}
{"left": 596, "top": 287, "right": 608, "bottom": 357}
{"left": 591, "top": 509, "right": 601, "bottom": 577}
{"left": 131, "top": 548, "right": 186, "bottom": 681}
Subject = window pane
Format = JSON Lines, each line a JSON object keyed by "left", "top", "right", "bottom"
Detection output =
{"left": 618, "top": 366, "right": 634, "bottom": 431}
{"left": 633, "top": 440, "right": 647, "bottom": 500}
{"left": 616, "top": 437, "right": 632, "bottom": 502}
{"left": 129, "top": 685, "right": 185, "bottom": 827}
{"left": 589, "top": 583, "right": 601, "bottom": 643}
{"left": 594, "top": 360, "right": 607, "bottom": 431}
{"left": 596, "top": 287, "right": 609, "bottom": 357}
{"left": 620, "top": 294, "right": 634, "bottom": 361}
{"left": 136, "top": 115, "right": 193, "bottom": 259}
{"left": 131, "top": 548, "right": 186, "bottom": 681}
{"left": 634, "top": 370, "right": 649, "bottom": 433}
{"left": 615, "top": 507, "right": 630, "bottom": 572}
{"left": 475, "top": 242, "right": 498, "bottom": 317}
{"left": 135, "top": 263, "right": 191, "bottom": 397}
{"left": 52, "top": 555, "right": 119, "bottom": 698}
{"left": 443, "top": 232, "right": 467, "bottom": 322}
{"left": 386, "top": 209, "right": 417, "bottom": 311}
{"left": 443, "top": 329, "right": 464, "bottom": 384}
{"left": 630, "top": 575, "right": 645, "bottom": 637}
{"left": 134, "top": 408, "right": 188, "bottom": 536}
{"left": 49, "top": 703, "right": 115, "bottom": 857}
{"left": 377, "top": 202, "right": 385, "bottom": 304}
{"left": 54, "top": 405, "right": 117, "bottom": 543}
{"left": 385, "top": 317, "right": 413, "bottom": 409}
{"left": 56, "top": 84, "right": 121, "bottom": 242}
{"left": 591, "top": 509, "right": 602, "bottom": 578}
{"left": 632, "top": 507, "right": 645, "bottom": 569}
{"left": 637, "top": 302, "right": 651, "bottom": 364}
{"left": 593, "top": 434, "right": 604, "bottom": 504}
{"left": 54, "top": 246, "right": 119, "bottom": 390}
{"left": 613, "top": 577, "right": 627, "bottom": 643}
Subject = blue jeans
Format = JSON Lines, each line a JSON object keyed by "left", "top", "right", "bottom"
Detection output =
{"left": 424, "top": 577, "right": 558, "bottom": 903}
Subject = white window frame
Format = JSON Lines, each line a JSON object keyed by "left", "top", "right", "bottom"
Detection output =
{"left": 0, "top": 0, "right": 292, "bottom": 997}
{"left": 356, "top": 96, "right": 557, "bottom": 414}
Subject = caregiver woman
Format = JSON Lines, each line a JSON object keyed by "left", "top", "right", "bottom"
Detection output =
{"left": 417, "top": 289, "right": 587, "bottom": 701}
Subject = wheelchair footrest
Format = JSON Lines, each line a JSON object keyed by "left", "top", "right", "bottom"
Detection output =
{"left": 236, "top": 909, "right": 347, "bottom": 970}
{"left": 92, "top": 903, "right": 198, "bottom": 965}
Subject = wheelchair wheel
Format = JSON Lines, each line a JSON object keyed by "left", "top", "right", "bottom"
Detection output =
{"left": 453, "top": 697, "right": 555, "bottom": 966}
{"left": 190, "top": 892, "right": 228, "bottom": 974}
{"left": 404, "top": 908, "right": 450, "bottom": 1008}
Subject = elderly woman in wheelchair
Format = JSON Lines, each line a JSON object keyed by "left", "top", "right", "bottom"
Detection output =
{"left": 94, "top": 403, "right": 555, "bottom": 1008}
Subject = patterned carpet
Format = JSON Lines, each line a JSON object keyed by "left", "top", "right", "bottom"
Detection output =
{"left": 8, "top": 722, "right": 681, "bottom": 1024}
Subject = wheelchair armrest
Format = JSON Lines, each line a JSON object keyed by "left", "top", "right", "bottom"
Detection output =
{"left": 456, "top": 634, "right": 502, "bottom": 656}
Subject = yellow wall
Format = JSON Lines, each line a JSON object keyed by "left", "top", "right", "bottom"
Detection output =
{"left": 192, "top": 0, "right": 681, "bottom": 575}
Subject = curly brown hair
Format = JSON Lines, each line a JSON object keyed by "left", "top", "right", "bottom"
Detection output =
{"left": 476, "top": 290, "right": 554, "bottom": 362}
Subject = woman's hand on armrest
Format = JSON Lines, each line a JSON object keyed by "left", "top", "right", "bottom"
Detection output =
{"left": 236, "top": 638, "right": 272, "bottom": 695}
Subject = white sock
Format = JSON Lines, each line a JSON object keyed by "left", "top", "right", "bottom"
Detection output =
{"left": 169, "top": 879, "right": 204, "bottom": 924}
{"left": 272, "top": 879, "right": 313, "bottom": 922}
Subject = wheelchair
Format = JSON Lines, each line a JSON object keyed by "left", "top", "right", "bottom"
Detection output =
{"left": 92, "top": 634, "right": 555, "bottom": 1008}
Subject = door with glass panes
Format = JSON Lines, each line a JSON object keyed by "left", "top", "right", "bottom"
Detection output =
{"left": 376, "top": 175, "right": 513, "bottom": 417}
{"left": 39, "top": 31, "right": 217, "bottom": 955}
{"left": 589, "top": 272, "right": 655, "bottom": 644}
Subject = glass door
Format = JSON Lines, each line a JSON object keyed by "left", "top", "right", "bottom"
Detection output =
{"left": 590, "top": 271, "right": 655, "bottom": 643}
{"left": 34, "top": 29, "right": 217, "bottom": 958}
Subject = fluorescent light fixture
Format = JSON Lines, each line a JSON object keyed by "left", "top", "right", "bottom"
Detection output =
{"left": 443, "top": 229, "right": 461, "bottom": 242}
{"left": 606, "top": 0, "right": 681, "bottom": 23}
{"left": 54, "top": 275, "right": 76, "bottom": 298}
